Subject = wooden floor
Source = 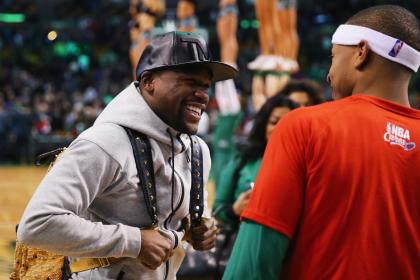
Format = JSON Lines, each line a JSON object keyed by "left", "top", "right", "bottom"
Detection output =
{"left": 0, "top": 166, "right": 215, "bottom": 280}
{"left": 0, "top": 166, "right": 47, "bottom": 280}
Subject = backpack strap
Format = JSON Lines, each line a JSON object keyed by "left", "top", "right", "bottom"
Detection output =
{"left": 125, "top": 127, "right": 204, "bottom": 226}
{"left": 34, "top": 147, "right": 66, "bottom": 166}
{"left": 124, "top": 127, "right": 158, "bottom": 226}
{"left": 189, "top": 136, "right": 204, "bottom": 226}
{"left": 69, "top": 257, "right": 120, "bottom": 274}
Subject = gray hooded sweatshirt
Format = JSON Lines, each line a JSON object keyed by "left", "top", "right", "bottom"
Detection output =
{"left": 17, "top": 82, "right": 211, "bottom": 280}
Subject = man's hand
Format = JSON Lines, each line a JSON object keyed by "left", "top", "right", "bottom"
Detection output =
{"left": 233, "top": 189, "right": 252, "bottom": 216}
{"left": 188, "top": 217, "right": 218, "bottom": 251}
{"left": 138, "top": 229, "right": 173, "bottom": 270}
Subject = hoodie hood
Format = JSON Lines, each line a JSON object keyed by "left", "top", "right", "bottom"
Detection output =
{"left": 94, "top": 82, "right": 191, "bottom": 153}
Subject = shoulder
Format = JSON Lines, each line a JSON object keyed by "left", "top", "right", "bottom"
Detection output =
{"left": 274, "top": 98, "right": 358, "bottom": 134}
{"left": 285, "top": 99, "right": 350, "bottom": 121}
{"left": 190, "top": 135, "right": 211, "bottom": 176}
{"left": 77, "top": 123, "right": 128, "bottom": 146}
{"left": 192, "top": 135, "right": 211, "bottom": 161}
{"left": 74, "top": 124, "right": 131, "bottom": 164}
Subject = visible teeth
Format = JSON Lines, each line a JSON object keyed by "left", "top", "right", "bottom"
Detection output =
{"left": 186, "top": 105, "right": 201, "bottom": 115}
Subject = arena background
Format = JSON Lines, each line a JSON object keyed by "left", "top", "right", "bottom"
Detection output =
{"left": 0, "top": 0, "right": 419, "bottom": 279}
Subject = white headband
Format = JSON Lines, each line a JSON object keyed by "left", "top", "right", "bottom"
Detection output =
{"left": 332, "top": 24, "right": 420, "bottom": 72}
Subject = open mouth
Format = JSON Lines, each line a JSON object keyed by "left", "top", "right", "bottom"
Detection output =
{"left": 185, "top": 104, "right": 202, "bottom": 119}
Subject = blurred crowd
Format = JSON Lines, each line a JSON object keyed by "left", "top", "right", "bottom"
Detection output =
{"left": 0, "top": 65, "right": 131, "bottom": 162}
{"left": 0, "top": 0, "right": 419, "bottom": 164}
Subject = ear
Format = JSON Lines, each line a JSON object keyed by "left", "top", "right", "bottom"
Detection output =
{"left": 140, "top": 71, "right": 155, "bottom": 94}
{"left": 354, "top": 40, "right": 370, "bottom": 70}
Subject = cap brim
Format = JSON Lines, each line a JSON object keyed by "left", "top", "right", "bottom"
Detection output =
{"left": 144, "top": 61, "right": 238, "bottom": 83}
{"left": 198, "top": 61, "right": 239, "bottom": 82}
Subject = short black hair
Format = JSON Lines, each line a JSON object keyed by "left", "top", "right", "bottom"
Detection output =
{"left": 281, "top": 79, "right": 324, "bottom": 106}
{"left": 346, "top": 5, "right": 420, "bottom": 52}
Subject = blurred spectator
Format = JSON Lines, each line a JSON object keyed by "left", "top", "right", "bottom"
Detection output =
{"left": 0, "top": 67, "right": 112, "bottom": 162}
{"left": 212, "top": 94, "right": 298, "bottom": 275}
{"left": 214, "top": 94, "right": 298, "bottom": 224}
{"left": 280, "top": 79, "right": 325, "bottom": 107}
{"left": 0, "top": 0, "right": 418, "bottom": 165}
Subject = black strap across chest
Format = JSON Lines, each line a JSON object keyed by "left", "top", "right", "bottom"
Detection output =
{"left": 124, "top": 127, "right": 204, "bottom": 227}
{"left": 125, "top": 128, "right": 159, "bottom": 226}
{"left": 189, "top": 136, "right": 204, "bottom": 226}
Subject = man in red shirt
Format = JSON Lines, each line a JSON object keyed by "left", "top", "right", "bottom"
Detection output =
{"left": 223, "top": 5, "right": 420, "bottom": 280}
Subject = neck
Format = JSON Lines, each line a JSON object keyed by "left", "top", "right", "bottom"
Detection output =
{"left": 353, "top": 60, "right": 412, "bottom": 107}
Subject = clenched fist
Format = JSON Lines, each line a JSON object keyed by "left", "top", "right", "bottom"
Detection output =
{"left": 183, "top": 217, "right": 218, "bottom": 251}
{"left": 138, "top": 229, "right": 173, "bottom": 270}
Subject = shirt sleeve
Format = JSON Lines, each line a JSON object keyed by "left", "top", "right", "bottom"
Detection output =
{"left": 241, "top": 112, "right": 307, "bottom": 238}
{"left": 17, "top": 139, "right": 141, "bottom": 258}
{"left": 222, "top": 219, "right": 290, "bottom": 280}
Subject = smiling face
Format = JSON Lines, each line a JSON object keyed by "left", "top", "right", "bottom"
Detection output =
{"left": 141, "top": 66, "right": 211, "bottom": 135}
{"left": 327, "top": 44, "right": 357, "bottom": 100}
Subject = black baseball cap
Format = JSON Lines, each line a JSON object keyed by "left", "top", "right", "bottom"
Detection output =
{"left": 135, "top": 31, "right": 238, "bottom": 82}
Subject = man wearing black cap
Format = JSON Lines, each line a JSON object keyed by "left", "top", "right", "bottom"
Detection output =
{"left": 17, "top": 31, "right": 237, "bottom": 279}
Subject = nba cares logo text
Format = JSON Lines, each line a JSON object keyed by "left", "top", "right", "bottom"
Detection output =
{"left": 384, "top": 122, "right": 416, "bottom": 151}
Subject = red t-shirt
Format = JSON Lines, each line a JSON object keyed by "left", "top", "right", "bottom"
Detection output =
{"left": 242, "top": 95, "right": 420, "bottom": 280}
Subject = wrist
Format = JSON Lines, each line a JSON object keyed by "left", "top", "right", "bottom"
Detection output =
{"left": 229, "top": 204, "right": 241, "bottom": 218}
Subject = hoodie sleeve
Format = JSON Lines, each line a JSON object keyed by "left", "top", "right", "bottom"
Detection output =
{"left": 17, "top": 139, "right": 141, "bottom": 258}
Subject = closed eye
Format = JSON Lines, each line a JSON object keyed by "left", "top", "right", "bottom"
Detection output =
{"left": 182, "top": 79, "right": 209, "bottom": 89}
